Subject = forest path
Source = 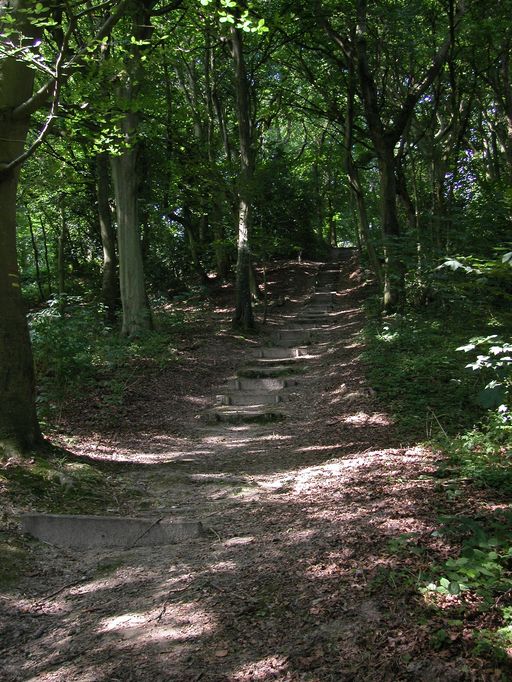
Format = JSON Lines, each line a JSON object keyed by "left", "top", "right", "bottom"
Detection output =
{"left": 3, "top": 259, "right": 458, "bottom": 681}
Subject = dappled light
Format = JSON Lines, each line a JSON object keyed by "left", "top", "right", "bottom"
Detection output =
{"left": 3, "top": 2, "right": 512, "bottom": 667}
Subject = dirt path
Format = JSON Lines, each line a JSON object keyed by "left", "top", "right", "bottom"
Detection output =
{"left": 2, "top": 260, "right": 469, "bottom": 681}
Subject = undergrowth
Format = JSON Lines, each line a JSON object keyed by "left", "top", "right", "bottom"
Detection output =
{"left": 363, "top": 273, "right": 512, "bottom": 669}
{"left": 0, "top": 445, "right": 137, "bottom": 516}
{"left": 28, "top": 294, "right": 204, "bottom": 426}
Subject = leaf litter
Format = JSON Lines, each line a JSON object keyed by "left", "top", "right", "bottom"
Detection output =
{"left": 1, "top": 258, "right": 509, "bottom": 681}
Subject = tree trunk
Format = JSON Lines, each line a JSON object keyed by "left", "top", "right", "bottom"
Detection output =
{"left": 344, "top": 65, "right": 382, "bottom": 284}
{"left": 379, "top": 149, "right": 404, "bottom": 311}
{"left": 0, "top": 169, "right": 42, "bottom": 453}
{"left": 183, "top": 206, "right": 209, "bottom": 285}
{"left": 110, "top": 1, "right": 153, "bottom": 338}
{"left": 111, "top": 140, "right": 152, "bottom": 337}
{"left": 96, "top": 153, "right": 118, "bottom": 322}
{"left": 233, "top": 198, "right": 254, "bottom": 328}
{"left": 231, "top": 26, "right": 255, "bottom": 330}
{"left": 27, "top": 212, "right": 44, "bottom": 301}
{"left": 0, "top": 0, "right": 42, "bottom": 452}
{"left": 58, "top": 203, "right": 67, "bottom": 298}
{"left": 40, "top": 214, "right": 53, "bottom": 294}
{"left": 249, "top": 261, "right": 263, "bottom": 301}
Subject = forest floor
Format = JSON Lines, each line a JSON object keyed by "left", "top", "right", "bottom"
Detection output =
{"left": 1, "top": 257, "right": 509, "bottom": 681}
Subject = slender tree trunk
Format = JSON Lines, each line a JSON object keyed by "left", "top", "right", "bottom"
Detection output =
{"left": 110, "top": 1, "right": 152, "bottom": 338}
{"left": 40, "top": 214, "right": 53, "bottom": 294}
{"left": 344, "top": 65, "right": 382, "bottom": 284}
{"left": 96, "top": 153, "right": 118, "bottom": 321}
{"left": 249, "top": 262, "right": 263, "bottom": 301}
{"left": 378, "top": 148, "right": 404, "bottom": 311}
{"left": 27, "top": 213, "right": 44, "bottom": 301}
{"left": 58, "top": 203, "right": 67, "bottom": 298}
{"left": 183, "top": 206, "right": 209, "bottom": 285}
{"left": 231, "top": 26, "right": 255, "bottom": 330}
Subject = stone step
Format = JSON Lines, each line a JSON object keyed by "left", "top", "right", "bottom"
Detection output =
{"left": 238, "top": 364, "right": 305, "bottom": 378}
{"left": 316, "top": 276, "right": 338, "bottom": 284}
{"left": 256, "top": 346, "right": 309, "bottom": 360}
{"left": 20, "top": 513, "right": 203, "bottom": 549}
{"left": 310, "top": 292, "right": 334, "bottom": 304}
{"left": 216, "top": 392, "right": 282, "bottom": 406}
{"left": 272, "top": 329, "right": 313, "bottom": 347}
{"left": 294, "top": 317, "right": 330, "bottom": 326}
{"left": 207, "top": 405, "right": 286, "bottom": 424}
{"left": 227, "top": 377, "right": 297, "bottom": 391}
{"left": 314, "top": 288, "right": 336, "bottom": 295}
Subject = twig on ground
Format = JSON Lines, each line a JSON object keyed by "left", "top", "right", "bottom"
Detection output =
{"left": 124, "top": 516, "right": 164, "bottom": 549}
{"left": 35, "top": 575, "right": 91, "bottom": 605}
{"left": 154, "top": 583, "right": 193, "bottom": 621}
{"left": 208, "top": 526, "right": 222, "bottom": 542}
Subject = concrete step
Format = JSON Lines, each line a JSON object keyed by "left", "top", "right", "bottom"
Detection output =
{"left": 272, "top": 329, "right": 313, "bottom": 347}
{"left": 238, "top": 364, "right": 306, "bottom": 378}
{"left": 250, "top": 355, "right": 310, "bottom": 367}
{"left": 207, "top": 404, "right": 286, "bottom": 424}
{"left": 293, "top": 318, "right": 330, "bottom": 326}
{"left": 314, "top": 288, "right": 336, "bottom": 295}
{"left": 310, "top": 292, "right": 334, "bottom": 305}
{"left": 227, "top": 377, "right": 297, "bottom": 391}
{"left": 21, "top": 513, "right": 203, "bottom": 549}
{"left": 216, "top": 392, "right": 282, "bottom": 406}
{"left": 256, "top": 346, "right": 309, "bottom": 360}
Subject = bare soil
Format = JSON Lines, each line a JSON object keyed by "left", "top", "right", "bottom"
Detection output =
{"left": 0, "top": 258, "right": 506, "bottom": 681}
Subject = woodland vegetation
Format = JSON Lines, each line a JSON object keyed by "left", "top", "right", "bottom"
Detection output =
{"left": 1, "top": 0, "right": 512, "bottom": 672}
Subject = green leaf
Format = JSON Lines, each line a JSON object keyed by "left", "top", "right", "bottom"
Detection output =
{"left": 449, "top": 581, "right": 461, "bottom": 595}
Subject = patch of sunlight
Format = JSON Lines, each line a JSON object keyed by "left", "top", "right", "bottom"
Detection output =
{"left": 189, "top": 472, "right": 246, "bottom": 481}
{"left": 209, "top": 561, "right": 238, "bottom": 572}
{"left": 231, "top": 654, "right": 289, "bottom": 680}
{"left": 71, "top": 575, "right": 130, "bottom": 595}
{"left": 340, "top": 412, "right": 392, "bottom": 426}
{"left": 103, "top": 612, "right": 147, "bottom": 631}
{"left": 283, "top": 528, "right": 316, "bottom": 542}
{"left": 99, "top": 604, "right": 215, "bottom": 640}
{"left": 296, "top": 444, "right": 340, "bottom": 452}
{"left": 223, "top": 536, "right": 255, "bottom": 547}
{"left": 256, "top": 477, "right": 292, "bottom": 490}
{"left": 184, "top": 396, "right": 208, "bottom": 405}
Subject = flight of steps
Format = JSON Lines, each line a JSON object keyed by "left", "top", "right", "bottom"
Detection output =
{"left": 207, "top": 262, "right": 340, "bottom": 424}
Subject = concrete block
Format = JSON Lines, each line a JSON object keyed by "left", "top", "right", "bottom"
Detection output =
{"left": 272, "top": 330, "right": 312, "bottom": 347}
{"left": 227, "top": 377, "right": 296, "bottom": 391}
{"left": 216, "top": 392, "right": 282, "bottom": 406}
{"left": 208, "top": 405, "right": 286, "bottom": 423}
{"left": 256, "top": 346, "right": 308, "bottom": 359}
{"left": 20, "top": 513, "right": 204, "bottom": 549}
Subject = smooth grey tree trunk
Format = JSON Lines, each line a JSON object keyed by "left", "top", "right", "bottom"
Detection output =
{"left": 110, "top": 1, "right": 153, "bottom": 338}
{"left": 111, "top": 130, "right": 152, "bottom": 337}
{"left": 96, "top": 153, "right": 118, "bottom": 322}
{"left": 231, "top": 25, "right": 255, "bottom": 330}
